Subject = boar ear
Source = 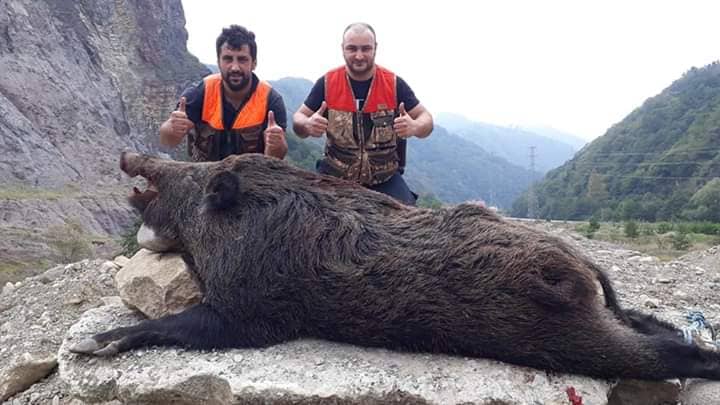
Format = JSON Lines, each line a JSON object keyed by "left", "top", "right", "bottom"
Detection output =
{"left": 203, "top": 171, "right": 240, "bottom": 211}
{"left": 128, "top": 187, "right": 158, "bottom": 213}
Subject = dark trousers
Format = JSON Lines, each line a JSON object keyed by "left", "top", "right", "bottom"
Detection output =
{"left": 367, "top": 172, "right": 417, "bottom": 206}
{"left": 317, "top": 160, "right": 417, "bottom": 206}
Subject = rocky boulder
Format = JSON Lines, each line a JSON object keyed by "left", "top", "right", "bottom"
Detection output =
{"left": 115, "top": 249, "right": 202, "bottom": 319}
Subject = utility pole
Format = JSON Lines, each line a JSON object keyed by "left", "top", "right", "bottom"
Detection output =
{"left": 527, "top": 146, "right": 539, "bottom": 220}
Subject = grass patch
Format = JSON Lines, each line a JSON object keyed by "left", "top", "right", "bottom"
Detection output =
{"left": 0, "top": 185, "right": 82, "bottom": 200}
{"left": 0, "top": 218, "right": 121, "bottom": 285}
{"left": 573, "top": 221, "right": 720, "bottom": 261}
{"left": 0, "top": 259, "right": 54, "bottom": 285}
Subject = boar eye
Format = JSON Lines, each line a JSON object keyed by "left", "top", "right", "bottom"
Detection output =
{"left": 203, "top": 171, "right": 239, "bottom": 211}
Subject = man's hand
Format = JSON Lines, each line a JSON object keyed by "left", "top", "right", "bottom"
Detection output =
{"left": 393, "top": 102, "right": 418, "bottom": 139}
{"left": 160, "top": 97, "right": 194, "bottom": 146}
{"left": 264, "top": 110, "right": 287, "bottom": 159}
{"left": 305, "top": 101, "right": 328, "bottom": 137}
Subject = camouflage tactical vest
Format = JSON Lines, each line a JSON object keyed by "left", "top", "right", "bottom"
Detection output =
{"left": 322, "top": 65, "right": 400, "bottom": 185}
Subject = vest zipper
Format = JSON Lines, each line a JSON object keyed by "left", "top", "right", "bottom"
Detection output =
{"left": 357, "top": 110, "right": 365, "bottom": 182}
{"left": 358, "top": 75, "right": 376, "bottom": 183}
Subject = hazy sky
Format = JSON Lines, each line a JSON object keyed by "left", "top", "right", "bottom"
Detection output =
{"left": 182, "top": 0, "right": 719, "bottom": 140}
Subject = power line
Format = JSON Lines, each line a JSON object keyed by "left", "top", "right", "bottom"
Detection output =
{"left": 587, "top": 148, "right": 720, "bottom": 157}
{"left": 561, "top": 174, "right": 718, "bottom": 180}
{"left": 574, "top": 161, "right": 719, "bottom": 167}
{"left": 605, "top": 175, "right": 718, "bottom": 180}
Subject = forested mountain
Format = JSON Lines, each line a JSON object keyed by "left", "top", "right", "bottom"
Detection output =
{"left": 404, "top": 127, "right": 541, "bottom": 207}
{"left": 435, "top": 113, "right": 580, "bottom": 173}
{"left": 269, "top": 77, "right": 323, "bottom": 170}
{"left": 511, "top": 61, "right": 720, "bottom": 221}
{"left": 271, "top": 77, "right": 313, "bottom": 116}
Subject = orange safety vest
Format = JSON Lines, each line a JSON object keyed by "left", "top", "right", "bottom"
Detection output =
{"left": 187, "top": 73, "right": 271, "bottom": 162}
{"left": 322, "top": 65, "right": 400, "bottom": 185}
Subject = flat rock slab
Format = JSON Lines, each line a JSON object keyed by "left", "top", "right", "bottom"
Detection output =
{"left": 0, "top": 352, "right": 57, "bottom": 402}
{"left": 59, "top": 303, "right": 612, "bottom": 404}
{"left": 681, "top": 379, "right": 720, "bottom": 405}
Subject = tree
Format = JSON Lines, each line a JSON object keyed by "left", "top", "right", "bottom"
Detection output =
{"left": 586, "top": 171, "right": 609, "bottom": 201}
{"left": 686, "top": 178, "right": 720, "bottom": 221}
{"left": 618, "top": 199, "right": 642, "bottom": 220}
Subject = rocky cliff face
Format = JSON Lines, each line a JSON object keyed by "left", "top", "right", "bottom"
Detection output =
{"left": 0, "top": 0, "right": 209, "bottom": 275}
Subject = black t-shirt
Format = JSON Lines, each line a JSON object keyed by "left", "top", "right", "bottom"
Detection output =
{"left": 179, "top": 73, "right": 287, "bottom": 130}
{"left": 303, "top": 73, "right": 420, "bottom": 112}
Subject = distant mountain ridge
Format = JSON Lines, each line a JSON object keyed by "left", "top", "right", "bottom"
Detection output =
{"left": 435, "top": 113, "right": 581, "bottom": 173}
{"left": 270, "top": 77, "right": 314, "bottom": 119}
{"left": 512, "top": 61, "right": 720, "bottom": 221}
{"left": 520, "top": 125, "right": 588, "bottom": 150}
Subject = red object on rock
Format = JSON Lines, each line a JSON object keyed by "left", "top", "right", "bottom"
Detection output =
{"left": 566, "top": 386, "right": 584, "bottom": 405}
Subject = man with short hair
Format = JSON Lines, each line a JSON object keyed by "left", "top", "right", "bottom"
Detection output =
{"left": 160, "top": 25, "right": 287, "bottom": 161}
{"left": 293, "top": 23, "right": 433, "bottom": 206}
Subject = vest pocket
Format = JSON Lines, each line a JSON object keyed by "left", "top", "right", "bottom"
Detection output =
{"left": 370, "top": 110, "right": 396, "bottom": 144}
{"left": 368, "top": 149, "right": 399, "bottom": 184}
{"left": 328, "top": 110, "right": 356, "bottom": 148}
{"left": 204, "top": 127, "right": 263, "bottom": 160}
{"left": 238, "top": 128, "right": 262, "bottom": 153}
{"left": 188, "top": 127, "right": 211, "bottom": 162}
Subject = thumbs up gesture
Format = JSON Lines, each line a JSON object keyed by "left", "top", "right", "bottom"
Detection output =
{"left": 393, "top": 102, "right": 416, "bottom": 139}
{"left": 306, "top": 101, "right": 328, "bottom": 137}
{"left": 168, "top": 97, "right": 195, "bottom": 141}
{"left": 264, "top": 110, "right": 288, "bottom": 159}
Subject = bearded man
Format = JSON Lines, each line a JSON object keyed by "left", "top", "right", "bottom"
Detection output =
{"left": 160, "top": 25, "right": 287, "bottom": 161}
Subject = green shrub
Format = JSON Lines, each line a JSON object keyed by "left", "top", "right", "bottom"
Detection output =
{"left": 576, "top": 223, "right": 597, "bottom": 239}
{"left": 656, "top": 222, "right": 673, "bottom": 234}
{"left": 670, "top": 231, "right": 691, "bottom": 250}
{"left": 640, "top": 223, "right": 656, "bottom": 236}
{"left": 624, "top": 221, "right": 639, "bottom": 238}
{"left": 686, "top": 222, "right": 720, "bottom": 236}
{"left": 46, "top": 219, "right": 94, "bottom": 263}
{"left": 417, "top": 194, "right": 443, "bottom": 209}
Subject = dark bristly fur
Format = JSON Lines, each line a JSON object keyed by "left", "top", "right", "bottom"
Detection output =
{"left": 70, "top": 152, "right": 720, "bottom": 381}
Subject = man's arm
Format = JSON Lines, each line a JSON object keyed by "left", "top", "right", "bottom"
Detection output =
{"left": 293, "top": 103, "right": 328, "bottom": 138}
{"left": 406, "top": 103, "right": 433, "bottom": 138}
{"left": 264, "top": 110, "right": 287, "bottom": 159}
{"left": 393, "top": 76, "right": 433, "bottom": 139}
{"left": 292, "top": 77, "right": 327, "bottom": 138}
{"left": 159, "top": 96, "right": 195, "bottom": 147}
{"left": 264, "top": 90, "right": 288, "bottom": 159}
